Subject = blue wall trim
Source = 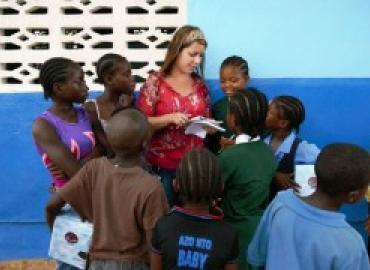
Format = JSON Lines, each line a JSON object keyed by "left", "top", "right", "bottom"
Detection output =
{"left": 1, "top": 78, "right": 369, "bottom": 259}
{"left": 207, "top": 78, "right": 370, "bottom": 149}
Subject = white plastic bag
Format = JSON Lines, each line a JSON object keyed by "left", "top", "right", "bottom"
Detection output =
{"left": 49, "top": 213, "right": 93, "bottom": 269}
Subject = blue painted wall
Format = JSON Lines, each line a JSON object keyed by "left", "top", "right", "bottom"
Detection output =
{"left": 1, "top": 0, "right": 370, "bottom": 260}
{"left": 0, "top": 93, "right": 51, "bottom": 259}
{"left": 189, "top": 0, "right": 370, "bottom": 78}
{"left": 1, "top": 78, "right": 369, "bottom": 259}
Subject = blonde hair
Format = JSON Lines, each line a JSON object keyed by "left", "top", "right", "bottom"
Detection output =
{"left": 161, "top": 25, "right": 207, "bottom": 76}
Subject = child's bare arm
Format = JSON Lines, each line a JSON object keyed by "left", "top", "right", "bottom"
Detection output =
{"left": 224, "top": 263, "right": 238, "bottom": 270}
{"left": 274, "top": 172, "right": 300, "bottom": 192}
{"left": 145, "top": 229, "right": 153, "bottom": 250}
{"left": 82, "top": 143, "right": 104, "bottom": 161}
{"left": 150, "top": 252, "right": 163, "bottom": 270}
{"left": 84, "top": 102, "right": 113, "bottom": 157}
{"left": 45, "top": 194, "right": 65, "bottom": 230}
{"left": 33, "top": 118, "right": 82, "bottom": 178}
{"left": 146, "top": 229, "right": 162, "bottom": 270}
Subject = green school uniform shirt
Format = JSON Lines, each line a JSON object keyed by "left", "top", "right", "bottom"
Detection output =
{"left": 220, "top": 139, "right": 277, "bottom": 270}
{"left": 212, "top": 97, "right": 233, "bottom": 138}
{"left": 205, "top": 97, "right": 232, "bottom": 154}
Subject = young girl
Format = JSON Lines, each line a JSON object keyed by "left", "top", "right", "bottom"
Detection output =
{"left": 264, "top": 96, "right": 320, "bottom": 195}
{"left": 32, "top": 57, "right": 101, "bottom": 270}
{"left": 32, "top": 57, "right": 100, "bottom": 189}
{"left": 151, "top": 148, "right": 239, "bottom": 270}
{"left": 219, "top": 89, "right": 277, "bottom": 270}
{"left": 85, "top": 53, "right": 136, "bottom": 156}
{"left": 138, "top": 25, "right": 211, "bottom": 207}
{"left": 205, "top": 56, "right": 249, "bottom": 153}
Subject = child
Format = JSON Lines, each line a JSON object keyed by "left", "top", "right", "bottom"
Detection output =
{"left": 264, "top": 96, "right": 320, "bottom": 195}
{"left": 248, "top": 143, "right": 370, "bottom": 270}
{"left": 32, "top": 57, "right": 100, "bottom": 190}
{"left": 205, "top": 56, "right": 249, "bottom": 153}
{"left": 85, "top": 53, "right": 136, "bottom": 156}
{"left": 151, "top": 148, "right": 239, "bottom": 270}
{"left": 219, "top": 89, "right": 277, "bottom": 270}
{"left": 33, "top": 57, "right": 102, "bottom": 270}
{"left": 46, "top": 108, "right": 169, "bottom": 270}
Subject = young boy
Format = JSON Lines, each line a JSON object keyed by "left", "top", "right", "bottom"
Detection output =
{"left": 46, "top": 108, "right": 169, "bottom": 270}
{"left": 247, "top": 143, "right": 370, "bottom": 270}
{"left": 150, "top": 149, "right": 239, "bottom": 270}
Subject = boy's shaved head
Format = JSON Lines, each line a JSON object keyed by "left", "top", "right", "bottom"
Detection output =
{"left": 315, "top": 143, "right": 370, "bottom": 196}
{"left": 106, "top": 108, "right": 151, "bottom": 154}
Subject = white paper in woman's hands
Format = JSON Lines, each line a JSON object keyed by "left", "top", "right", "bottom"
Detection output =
{"left": 185, "top": 117, "right": 225, "bottom": 138}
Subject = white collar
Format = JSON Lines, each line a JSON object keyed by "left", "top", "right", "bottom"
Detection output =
{"left": 235, "top": 134, "right": 261, "bottom": 144}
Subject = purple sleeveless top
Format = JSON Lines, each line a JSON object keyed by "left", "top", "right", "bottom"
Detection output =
{"left": 35, "top": 107, "right": 95, "bottom": 187}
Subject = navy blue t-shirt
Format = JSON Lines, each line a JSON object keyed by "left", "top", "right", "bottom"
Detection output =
{"left": 152, "top": 207, "right": 239, "bottom": 270}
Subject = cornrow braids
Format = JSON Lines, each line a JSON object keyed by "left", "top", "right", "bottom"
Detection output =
{"left": 39, "top": 57, "right": 77, "bottom": 99}
{"left": 176, "top": 148, "right": 223, "bottom": 203}
{"left": 95, "top": 53, "right": 128, "bottom": 84}
{"left": 273, "top": 95, "right": 305, "bottom": 133}
{"left": 221, "top": 55, "right": 249, "bottom": 78}
{"left": 228, "top": 87, "right": 268, "bottom": 138}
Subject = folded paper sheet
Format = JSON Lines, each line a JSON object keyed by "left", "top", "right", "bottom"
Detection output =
{"left": 185, "top": 116, "right": 225, "bottom": 138}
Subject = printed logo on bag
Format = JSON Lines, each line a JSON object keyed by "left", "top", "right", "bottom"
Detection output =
{"left": 308, "top": 177, "right": 317, "bottom": 188}
{"left": 65, "top": 232, "right": 78, "bottom": 244}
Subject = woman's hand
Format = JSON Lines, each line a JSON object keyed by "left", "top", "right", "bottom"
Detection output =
{"left": 202, "top": 126, "right": 218, "bottom": 134}
{"left": 147, "top": 113, "right": 190, "bottom": 132}
{"left": 168, "top": 112, "right": 190, "bottom": 127}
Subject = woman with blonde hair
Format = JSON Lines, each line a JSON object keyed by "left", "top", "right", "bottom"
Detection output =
{"left": 138, "top": 25, "right": 211, "bottom": 206}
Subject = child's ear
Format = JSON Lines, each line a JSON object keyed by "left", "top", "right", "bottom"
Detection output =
{"left": 53, "top": 82, "right": 64, "bottom": 97}
{"left": 140, "top": 135, "right": 147, "bottom": 151}
{"left": 105, "top": 74, "right": 114, "bottom": 85}
{"left": 142, "top": 139, "right": 148, "bottom": 150}
{"left": 172, "top": 178, "right": 180, "bottom": 193}
{"left": 142, "top": 129, "right": 152, "bottom": 150}
{"left": 279, "top": 119, "right": 289, "bottom": 129}
{"left": 347, "top": 189, "right": 366, "bottom": 204}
